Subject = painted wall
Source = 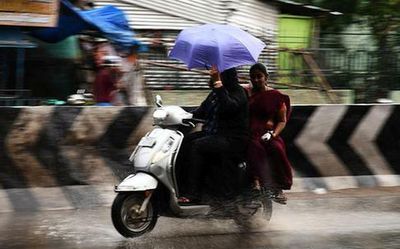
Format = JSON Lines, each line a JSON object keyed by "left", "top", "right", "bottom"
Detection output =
{"left": 278, "top": 14, "right": 315, "bottom": 80}
{"left": 0, "top": 105, "right": 399, "bottom": 212}
{"left": 0, "top": 105, "right": 399, "bottom": 190}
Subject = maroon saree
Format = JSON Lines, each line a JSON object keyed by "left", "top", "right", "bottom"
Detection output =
{"left": 247, "top": 89, "right": 293, "bottom": 190}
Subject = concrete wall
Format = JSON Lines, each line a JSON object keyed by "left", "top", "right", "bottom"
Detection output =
{"left": 0, "top": 105, "right": 399, "bottom": 211}
{"left": 150, "top": 89, "right": 355, "bottom": 106}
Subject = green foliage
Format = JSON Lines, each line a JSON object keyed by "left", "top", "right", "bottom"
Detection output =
{"left": 294, "top": 0, "right": 400, "bottom": 100}
{"left": 295, "top": 0, "right": 400, "bottom": 37}
{"left": 294, "top": 0, "right": 360, "bottom": 32}
{"left": 359, "top": 0, "right": 400, "bottom": 38}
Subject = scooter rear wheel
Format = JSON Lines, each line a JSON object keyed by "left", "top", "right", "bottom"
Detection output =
{"left": 234, "top": 197, "right": 272, "bottom": 231}
{"left": 111, "top": 192, "right": 158, "bottom": 237}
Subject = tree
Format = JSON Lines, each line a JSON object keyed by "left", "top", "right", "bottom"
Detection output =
{"left": 295, "top": 0, "right": 400, "bottom": 38}
{"left": 358, "top": 1, "right": 400, "bottom": 96}
{"left": 296, "top": 0, "right": 400, "bottom": 100}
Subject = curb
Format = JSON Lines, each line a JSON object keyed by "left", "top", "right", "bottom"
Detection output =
{"left": 0, "top": 175, "right": 399, "bottom": 213}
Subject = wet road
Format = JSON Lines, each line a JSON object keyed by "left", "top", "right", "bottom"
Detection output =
{"left": 1, "top": 187, "right": 399, "bottom": 249}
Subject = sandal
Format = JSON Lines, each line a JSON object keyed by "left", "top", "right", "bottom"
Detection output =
{"left": 178, "top": 196, "right": 202, "bottom": 205}
{"left": 178, "top": 197, "right": 191, "bottom": 203}
{"left": 253, "top": 178, "right": 261, "bottom": 190}
{"left": 271, "top": 190, "right": 287, "bottom": 205}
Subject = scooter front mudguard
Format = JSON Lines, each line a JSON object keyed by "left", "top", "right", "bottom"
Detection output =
{"left": 114, "top": 172, "right": 158, "bottom": 192}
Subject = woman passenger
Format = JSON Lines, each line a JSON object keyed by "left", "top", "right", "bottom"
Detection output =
{"left": 246, "top": 63, "right": 293, "bottom": 204}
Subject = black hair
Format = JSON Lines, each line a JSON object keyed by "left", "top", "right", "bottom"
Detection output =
{"left": 250, "top": 63, "right": 269, "bottom": 77}
{"left": 220, "top": 67, "right": 239, "bottom": 89}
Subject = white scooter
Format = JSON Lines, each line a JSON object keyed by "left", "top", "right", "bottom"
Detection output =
{"left": 111, "top": 96, "right": 272, "bottom": 238}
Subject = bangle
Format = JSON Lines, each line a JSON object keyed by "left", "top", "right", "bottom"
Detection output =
{"left": 214, "top": 80, "right": 222, "bottom": 85}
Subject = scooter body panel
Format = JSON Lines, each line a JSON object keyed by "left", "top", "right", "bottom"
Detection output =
{"left": 130, "top": 128, "right": 184, "bottom": 194}
{"left": 114, "top": 172, "right": 158, "bottom": 192}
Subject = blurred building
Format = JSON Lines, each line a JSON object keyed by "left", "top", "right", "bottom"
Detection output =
{"left": 0, "top": 0, "right": 142, "bottom": 105}
{"left": 4, "top": 1, "right": 395, "bottom": 105}
{"left": 0, "top": 0, "right": 61, "bottom": 105}
{"left": 93, "top": 0, "right": 342, "bottom": 104}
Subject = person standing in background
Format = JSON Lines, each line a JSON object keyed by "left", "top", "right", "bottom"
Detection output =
{"left": 93, "top": 43, "right": 121, "bottom": 106}
{"left": 118, "top": 45, "right": 147, "bottom": 106}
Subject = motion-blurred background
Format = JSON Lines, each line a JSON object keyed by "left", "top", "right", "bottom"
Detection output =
{"left": 1, "top": 0, "right": 399, "bottom": 105}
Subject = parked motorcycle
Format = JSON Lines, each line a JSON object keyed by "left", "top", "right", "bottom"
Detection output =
{"left": 111, "top": 95, "right": 272, "bottom": 237}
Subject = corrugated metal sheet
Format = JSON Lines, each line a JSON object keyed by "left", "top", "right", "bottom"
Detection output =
{"left": 93, "top": 0, "right": 279, "bottom": 33}
{"left": 228, "top": 0, "right": 278, "bottom": 37}
{"left": 142, "top": 59, "right": 212, "bottom": 90}
{"left": 118, "top": 0, "right": 228, "bottom": 23}
{"left": 94, "top": 0, "right": 230, "bottom": 30}
{"left": 94, "top": 0, "right": 201, "bottom": 30}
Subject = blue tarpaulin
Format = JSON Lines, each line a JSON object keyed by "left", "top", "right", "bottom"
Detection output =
{"left": 30, "top": 0, "right": 144, "bottom": 50}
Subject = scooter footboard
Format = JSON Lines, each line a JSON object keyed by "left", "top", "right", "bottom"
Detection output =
{"left": 115, "top": 172, "right": 158, "bottom": 192}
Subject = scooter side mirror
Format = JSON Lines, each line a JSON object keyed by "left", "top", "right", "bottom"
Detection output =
{"left": 155, "top": 95, "right": 163, "bottom": 107}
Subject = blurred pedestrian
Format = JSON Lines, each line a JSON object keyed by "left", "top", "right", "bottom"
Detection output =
{"left": 118, "top": 45, "right": 147, "bottom": 106}
{"left": 93, "top": 54, "right": 121, "bottom": 106}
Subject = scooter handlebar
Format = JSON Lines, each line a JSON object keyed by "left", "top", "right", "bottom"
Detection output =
{"left": 182, "top": 118, "right": 205, "bottom": 124}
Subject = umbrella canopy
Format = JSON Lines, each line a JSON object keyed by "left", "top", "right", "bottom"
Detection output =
{"left": 169, "top": 24, "right": 266, "bottom": 72}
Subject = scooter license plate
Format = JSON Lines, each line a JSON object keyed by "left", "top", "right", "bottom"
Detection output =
{"left": 138, "top": 137, "right": 156, "bottom": 147}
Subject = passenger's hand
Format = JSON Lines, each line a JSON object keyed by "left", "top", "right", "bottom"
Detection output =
{"left": 261, "top": 130, "right": 274, "bottom": 142}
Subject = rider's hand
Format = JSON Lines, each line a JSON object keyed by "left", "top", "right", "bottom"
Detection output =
{"left": 261, "top": 130, "right": 274, "bottom": 142}
{"left": 213, "top": 81, "right": 223, "bottom": 88}
{"left": 209, "top": 65, "right": 221, "bottom": 87}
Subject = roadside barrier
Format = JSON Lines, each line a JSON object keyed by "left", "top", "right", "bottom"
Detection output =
{"left": 0, "top": 105, "right": 399, "bottom": 212}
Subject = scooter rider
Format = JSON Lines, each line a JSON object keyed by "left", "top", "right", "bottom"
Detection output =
{"left": 178, "top": 66, "right": 249, "bottom": 205}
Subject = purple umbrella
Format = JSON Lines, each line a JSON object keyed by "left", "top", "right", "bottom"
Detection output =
{"left": 169, "top": 24, "right": 266, "bottom": 72}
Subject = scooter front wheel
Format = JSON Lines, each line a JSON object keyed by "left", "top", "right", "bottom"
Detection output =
{"left": 111, "top": 192, "right": 158, "bottom": 238}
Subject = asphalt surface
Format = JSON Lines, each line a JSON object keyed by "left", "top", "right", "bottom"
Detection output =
{"left": 0, "top": 187, "right": 399, "bottom": 249}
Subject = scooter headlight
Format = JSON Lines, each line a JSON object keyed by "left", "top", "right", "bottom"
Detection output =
{"left": 153, "top": 109, "right": 167, "bottom": 124}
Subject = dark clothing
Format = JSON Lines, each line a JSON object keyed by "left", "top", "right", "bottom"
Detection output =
{"left": 93, "top": 68, "right": 116, "bottom": 103}
{"left": 247, "top": 137, "right": 292, "bottom": 190}
{"left": 201, "top": 91, "right": 219, "bottom": 135}
{"left": 180, "top": 132, "right": 247, "bottom": 199}
{"left": 178, "top": 75, "right": 250, "bottom": 200}
{"left": 247, "top": 89, "right": 293, "bottom": 190}
{"left": 193, "top": 84, "right": 249, "bottom": 138}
